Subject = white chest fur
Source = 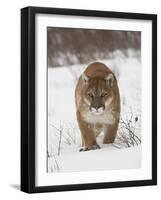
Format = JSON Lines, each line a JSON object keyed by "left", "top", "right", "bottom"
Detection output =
{"left": 82, "top": 110, "right": 115, "bottom": 125}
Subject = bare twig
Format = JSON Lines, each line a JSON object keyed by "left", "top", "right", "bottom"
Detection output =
{"left": 53, "top": 154, "right": 60, "bottom": 171}
{"left": 58, "top": 122, "right": 64, "bottom": 155}
{"left": 115, "top": 112, "right": 141, "bottom": 148}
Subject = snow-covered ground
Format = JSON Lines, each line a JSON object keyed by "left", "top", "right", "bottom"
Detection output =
{"left": 48, "top": 50, "right": 142, "bottom": 173}
{"left": 48, "top": 144, "right": 141, "bottom": 172}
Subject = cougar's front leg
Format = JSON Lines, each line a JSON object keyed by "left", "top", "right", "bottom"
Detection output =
{"left": 77, "top": 111, "right": 100, "bottom": 151}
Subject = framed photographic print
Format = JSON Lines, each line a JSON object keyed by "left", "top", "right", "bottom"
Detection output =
{"left": 21, "top": 6, "right": 157, "bottom": 193}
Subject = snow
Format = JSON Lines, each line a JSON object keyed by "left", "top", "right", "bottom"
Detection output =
{"left": 48, "top": 50, "right": 142, "bottom": 173}
{"left": 48, "top": 140, "right": 141, "bottom": 173}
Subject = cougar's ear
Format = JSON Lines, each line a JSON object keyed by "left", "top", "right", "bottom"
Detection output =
{"left": 105, "top": 73, "right": 114, "bottom": 88}
{"left": 82, "top": 73, "right": 89, "bottom": 82}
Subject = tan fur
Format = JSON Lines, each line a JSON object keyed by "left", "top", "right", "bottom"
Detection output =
{"left": 75, "top": 62, "right": 120, "bottom": 151}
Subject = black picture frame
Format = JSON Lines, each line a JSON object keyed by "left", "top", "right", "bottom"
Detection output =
{"left": 21, "top": 6, "right": 157, "bottom": 193}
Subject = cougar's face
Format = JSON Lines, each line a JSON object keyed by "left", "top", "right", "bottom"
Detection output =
{"left": 83, "top": 76, "right": 113, "bottom": 115}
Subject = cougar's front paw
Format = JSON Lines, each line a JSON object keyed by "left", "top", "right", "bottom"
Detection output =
{"left": 79, "top": 144, "right": 100, "bottom": 152}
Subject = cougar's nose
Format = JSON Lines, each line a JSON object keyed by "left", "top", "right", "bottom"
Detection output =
{"left": 91, "top": 106, "right": 104, "bottom": 112}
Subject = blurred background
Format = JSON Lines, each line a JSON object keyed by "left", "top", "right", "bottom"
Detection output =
{"left": 47, "top": 28, "right": 141, "bottom": 67}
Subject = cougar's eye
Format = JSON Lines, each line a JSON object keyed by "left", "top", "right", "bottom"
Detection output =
{"left": 100, "top": 93, "right": 107, "bottom": 98}
{"left": 88, "top": 93, "right": 94, "bottom": 98}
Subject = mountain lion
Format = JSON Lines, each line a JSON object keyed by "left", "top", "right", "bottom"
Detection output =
{"left": 75, "top": 62, "right": 120, "bottom": 151}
